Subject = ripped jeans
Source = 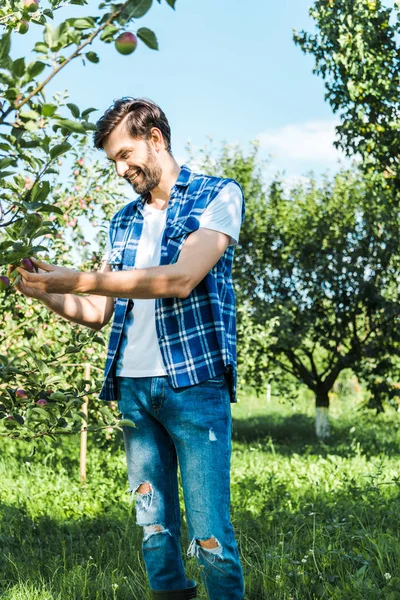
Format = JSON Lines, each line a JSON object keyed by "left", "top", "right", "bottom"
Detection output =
{"left": 116, "top": 375, "right": 245, "bottom": 600}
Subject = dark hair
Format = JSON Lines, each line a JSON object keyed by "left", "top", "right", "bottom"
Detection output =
{"left": 93, "top": 97, "right": 172, "bottom": 153}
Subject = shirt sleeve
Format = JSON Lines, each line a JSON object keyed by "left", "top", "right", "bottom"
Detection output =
{"left": 198, "top": 181, "right": 243, "bottom": 246}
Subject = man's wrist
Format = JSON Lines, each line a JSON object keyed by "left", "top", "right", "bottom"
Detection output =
{"left": 76, "top": 271, "right": 98, "bottom": 294}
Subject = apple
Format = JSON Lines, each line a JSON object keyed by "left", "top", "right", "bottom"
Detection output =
{"left": 0, "top": 276, "right": 10, "bottom": 291}
{"left": 115, "top": 32, "right": 138, "bottom": 55}
{"left": 18, "top": 20, "right": 29, "bottom": 34}
{"left": 36, "top": 399, "right": 47, "bottom": 406}
{"left": 20, "top": 258, "right": 34, "bottom": 272}
{"left": 15, "top": 389, "right": 28, "bottom": 399}
{"left": 24, "top": 0, "right": 39, "bottom": 11}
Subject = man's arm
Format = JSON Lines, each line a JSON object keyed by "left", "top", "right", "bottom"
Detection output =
{"left": 17, "top": 228, "right": 231, "bottom": 300}
{"left": 16, "top": 261, "right": 115, "bottom": 331}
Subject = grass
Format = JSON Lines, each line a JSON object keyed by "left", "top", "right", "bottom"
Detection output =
{"left": 1, "top": 388, "right": 400, "bottom": 599}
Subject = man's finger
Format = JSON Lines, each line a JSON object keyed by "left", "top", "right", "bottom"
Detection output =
{"left": 30, "top": 257, "right": 55, "bottom": 272}
{"left": 16, "top": 267, "right": 40, "bottom": 284}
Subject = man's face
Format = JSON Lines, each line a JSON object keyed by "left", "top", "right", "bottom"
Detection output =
{"left": 103, "top": 121, "right": 162, "bottom": 195}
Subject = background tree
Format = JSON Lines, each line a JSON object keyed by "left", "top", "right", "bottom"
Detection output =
{"left": 293, "top": 0, "right": 400, "bottom": 186}
{"left": 0, "top": 0, "right": 177, "bottom": 440}
{"left": 194, "top": 142, "right": 400, "bottom": 439}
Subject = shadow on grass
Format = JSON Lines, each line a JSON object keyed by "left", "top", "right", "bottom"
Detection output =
{"left": 0, "top": 502, "right": 191, "bottom": 600}
{"left": 232, "top": 411, "right": 400, "bottom": 458}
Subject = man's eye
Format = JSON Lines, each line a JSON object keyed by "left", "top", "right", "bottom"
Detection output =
{"left": 122, "top": 152, "right": 130, "bottom": 159}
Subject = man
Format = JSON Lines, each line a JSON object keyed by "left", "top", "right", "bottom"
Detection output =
{"left": 16, "top": 98, "right": 245, "bottom": 600}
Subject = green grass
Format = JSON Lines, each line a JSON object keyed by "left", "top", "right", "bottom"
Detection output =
{"left": 1, "top": 390, "right": 400, "bottom": 599}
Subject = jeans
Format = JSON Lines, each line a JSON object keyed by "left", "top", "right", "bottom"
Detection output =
{"left": 116, "top": 374, "right": 245, "bottom": 600}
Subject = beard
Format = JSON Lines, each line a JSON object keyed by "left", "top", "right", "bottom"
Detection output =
{"left": 124, "top": 144, "right": 162, "bottom": 196}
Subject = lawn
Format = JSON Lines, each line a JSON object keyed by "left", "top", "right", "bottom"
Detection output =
{"left": 1, "top": 389, "right": 399, "bottom": 599}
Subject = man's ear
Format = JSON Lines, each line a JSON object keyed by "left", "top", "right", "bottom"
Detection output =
{"left": 150, "top": 127, "right": 164, "bottom": 153}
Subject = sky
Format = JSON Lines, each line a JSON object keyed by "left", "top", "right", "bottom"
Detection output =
{"left": 12, "top": 0, "right": 359, "bottom": 186}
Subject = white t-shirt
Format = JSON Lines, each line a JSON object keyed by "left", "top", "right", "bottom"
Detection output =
{"left": 103, "top": 181, "right": 243, "bottom": 377}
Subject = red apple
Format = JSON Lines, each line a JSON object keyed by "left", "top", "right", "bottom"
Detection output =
{"left": 36, "top": 399, "right": 47, "bottom": 406}
{"left": 24, "top": 0, "right": 39, "bottom": 11}
{"left": 115, "top": 32, "right": 138, "bottom": 55}
{"left": 15, "top": 389, "right": 28, "bottom": 399}
{"left": 0, "top": 276, "right": 10, "bottom": 291}
{"left": 20, "top": 258, "right": 34, "bottom": 272}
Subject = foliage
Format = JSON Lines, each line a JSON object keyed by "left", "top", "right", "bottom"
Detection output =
{"left": 293, "top": 0, "right": 400, "bottom": 186}
{"left": 194, "top": 142, "right": 400, "bottom": 414}
{"left": 0, "top": 0, "right": 178, "bottom": 438}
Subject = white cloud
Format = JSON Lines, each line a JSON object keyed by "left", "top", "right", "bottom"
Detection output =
{"left": 257, "top": 120, "right": 346, "bottom": 163}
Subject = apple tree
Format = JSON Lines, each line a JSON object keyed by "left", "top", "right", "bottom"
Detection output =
{"left": 0, "top": 0, "right": 178, "bottom": 440}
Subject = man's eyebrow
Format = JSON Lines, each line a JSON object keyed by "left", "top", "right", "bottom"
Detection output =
{"left": 106, "top": 147, "right": 132, "bottom": 161}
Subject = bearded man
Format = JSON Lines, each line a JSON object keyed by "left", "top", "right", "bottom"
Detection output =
{"left": 16, "top": 98, "right": 245, "bottom": 600}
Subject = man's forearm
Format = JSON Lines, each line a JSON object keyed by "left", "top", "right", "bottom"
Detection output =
{"left": 77, "top": 264, "right": 191, "bottom": 299}
{"left": 41, "top": 292, "right": 104, "bottom": 330}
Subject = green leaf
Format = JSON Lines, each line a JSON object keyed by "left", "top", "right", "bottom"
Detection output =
{"left": 35, "top": 204, "right": 63, "bottom": 215}
{"left": 121, "top": 0, "right": 153, "bottom": 21}
{"left": 165, "top": 0, "right": 176, "bottom": 8}
{"left": 43, "top": 9, "right": 54, "bottom": 18}
{"left": 19, "top": 110, "right": 39, "bottom": 120}
{"left": 54, "top": 119, "right": 86, "bottom": 134}
{"left": 34, "top": 42, "right": 49, "bottom": 54}
{"left": 82, "top": 121, "right": 97, "bottom": 131}
{"left": 66, "top": 103, "right": 80, "bottom": 118}
{"left": 0, "top": 157, "right": 16, "bottom": 169}
{"left": 12, "top": 57, "right": 26, "bottom": 78}
{"left": 73, "top": 17, "right": 96, "bottom": 29}
{"left": 32, "top": 407, "right": 51, "bottom": 421}
{"left": 0, "top": 32, "right": 11, "bottom": 64}
{"left": 118, "top": 418, "right": 137, "bottom": 428}
{"left": 49, "top": 392, "right": 66, "bottom": 401}
{"left": 42, "top": 103, "right": 57, "bottom": 117}
{"left": 137, "top": 27, "right": 158, "bottom": 50}
{"left": 30, "top": 180, "right": 50, "bottom": 204}
{"left": 99, "top": 25, "right": 119, "bottom": 42}
{"left": 85, "top": 51, "right": 99, "bottom": 63}
{"left": 66, "top": 345, "right": 79, "bottom": 353}
{"left": 92, "top": 335, "right": 105, "bottom": 346}
{"left": 27, "top": 61, "right": 46, "bottom": 78}
{"left": 81, "top": 107, "right": 98, "bottom": 119}
{"left": 49, "top": 142, "right": 72, "bottom": 160}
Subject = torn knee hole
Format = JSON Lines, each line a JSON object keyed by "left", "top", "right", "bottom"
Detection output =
{"left": 199, "top": 537, "right": 219, "bottom": 549}
{"left": 143, "top": 524, "right": 172, "bottom": 542}
{"left": 136, "top": 482, "right": 152, "bottom": 494}
{"left": 187, "top": 536, "right": 224, "bottom": 560}
{"left": 134, "top": 482, "right": 154, "bottom": 511}
{"left": 145, "top": 524, "right": 164, "bottom": 533}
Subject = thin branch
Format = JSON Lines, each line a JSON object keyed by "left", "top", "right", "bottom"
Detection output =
{"left": 1, "top": 1, "right": 131, "bottom": 121}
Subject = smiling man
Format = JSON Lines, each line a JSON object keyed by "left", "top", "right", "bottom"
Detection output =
{"left": 16, "top": 97, "right": 245, "bottom": 600}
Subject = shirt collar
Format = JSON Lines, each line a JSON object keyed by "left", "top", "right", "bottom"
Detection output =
{"left": 173, "top": 164, "right": 194, "bottom": 188}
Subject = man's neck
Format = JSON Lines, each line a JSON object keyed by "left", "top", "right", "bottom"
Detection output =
{"left": 147, "top": 158, "right": 181, "bottom": 210}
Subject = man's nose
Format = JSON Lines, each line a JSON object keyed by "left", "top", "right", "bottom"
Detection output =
{"left": 115, "top": 161, "right": 128, "bottom": 177}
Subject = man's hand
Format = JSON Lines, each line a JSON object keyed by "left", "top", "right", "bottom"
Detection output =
{"left": 16, "top": 258, "right": 82, "bottom": 295}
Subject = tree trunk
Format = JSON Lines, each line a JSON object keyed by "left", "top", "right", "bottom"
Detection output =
{"left": 315, "top": 389, "right": 330, "bottom": 439}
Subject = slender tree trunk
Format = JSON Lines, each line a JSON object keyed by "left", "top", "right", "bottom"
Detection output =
{"left": 315, "top": 388, "right": 330, "bottom": 439}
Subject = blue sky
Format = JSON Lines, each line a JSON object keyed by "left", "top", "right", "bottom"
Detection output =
{"left": 13, "top": 0, "right": 357, "bottom": 184}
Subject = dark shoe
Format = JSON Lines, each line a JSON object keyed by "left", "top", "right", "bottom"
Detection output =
{"left": 151, "top": 579, "right": 197, "bottom": 599}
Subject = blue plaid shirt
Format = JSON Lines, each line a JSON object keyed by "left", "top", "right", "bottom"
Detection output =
{"left": 99, "top": 164, "right": 245, "bottom": 403}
